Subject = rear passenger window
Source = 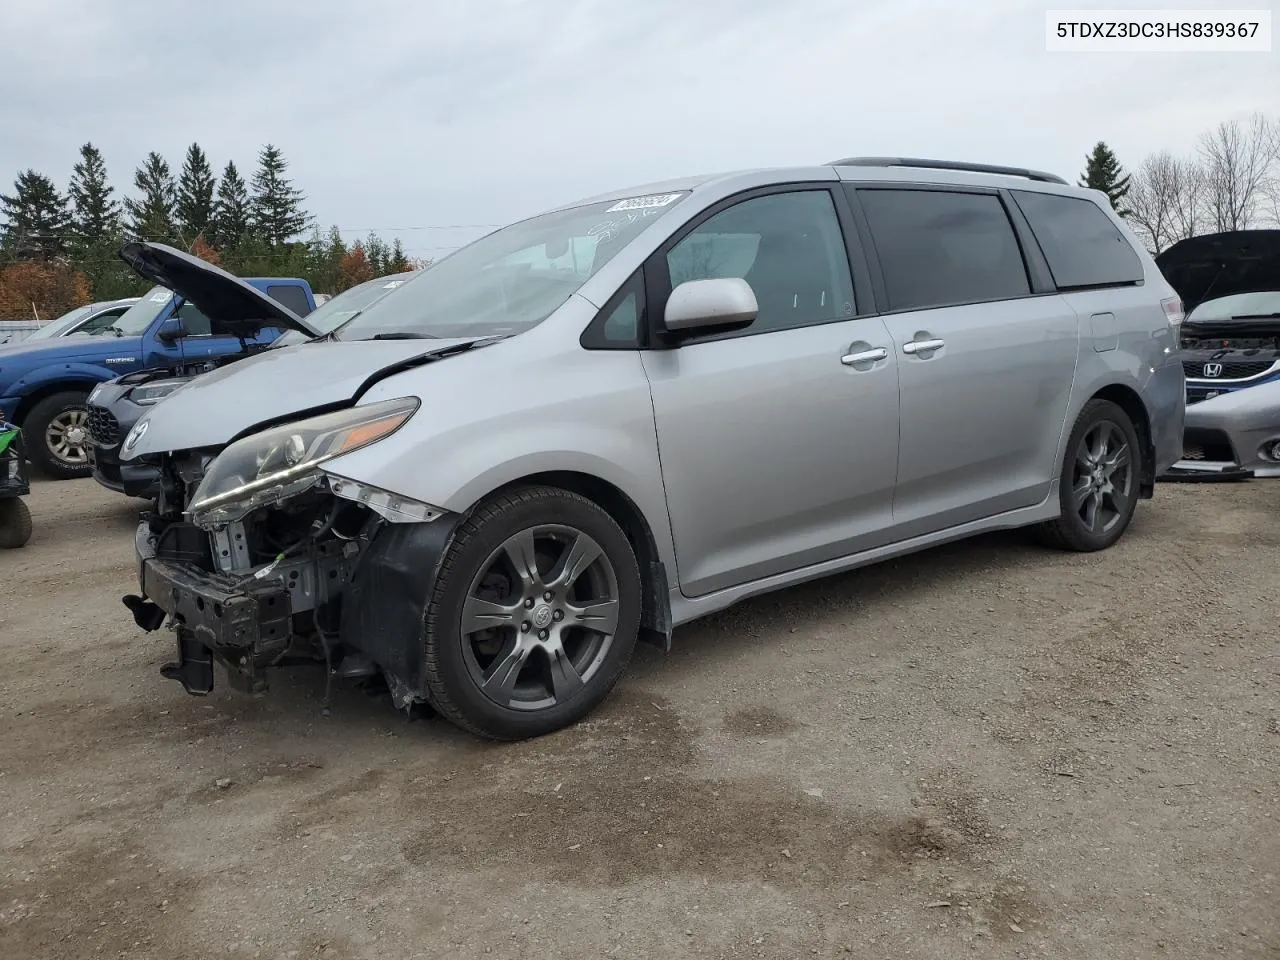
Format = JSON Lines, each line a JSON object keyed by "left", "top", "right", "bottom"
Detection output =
{"left": 266, "top": 284, "right": 313, "bottom": 316}
{"left": 855, "top": 188, "right": 1031, "bottom": 311}
{"left": 1012, "top": 191, "right": 1144, "bottom": 289}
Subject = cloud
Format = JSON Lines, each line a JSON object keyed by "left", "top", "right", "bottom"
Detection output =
{"left": 1, "top": 0, "right": 1275, "bottom": 257}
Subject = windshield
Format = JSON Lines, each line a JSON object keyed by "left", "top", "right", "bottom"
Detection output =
{"left": 1187, "top": 291, "right": 1280, "bottom": 323}
{"left": 110, "top": 285, "right": 176, "bottom": 336}
{"left": 335, "top": 193, "right": 687, "bottom": 341}
{"left": 272, "top": 273, "right": 418, "bottom": 348}
{"left": 26, "top": 305, "right": 93, "bottom": 340}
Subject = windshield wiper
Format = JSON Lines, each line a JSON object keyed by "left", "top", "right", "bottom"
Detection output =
{"left": 1230, "top": 313, "right": 1280, "bottom": 320}
{"left": 369, "top": 332, "right": 439, "bottom": 340}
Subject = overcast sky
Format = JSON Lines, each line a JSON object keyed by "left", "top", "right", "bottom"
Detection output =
{"left": 2, "top": 0, "right": 1276, "bottom": 259}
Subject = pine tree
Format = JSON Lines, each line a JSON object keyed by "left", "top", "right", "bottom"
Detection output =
{"left": 0, "top": 169, "right": 71, "bottom": 260}
{"left": 364, "top": 233, "right": 388, "bottom": 274}
{"left": 386, "top": 238, "right": 410, "bottom": 273}
{"left": 175, "top": 143, "right": 217, "bottom": 246}
{"left": 1078, "top": 142, "right": 1133, "bottom": 216}
{"left": 212, "top": 161, "right": 251, "bottom": 248}
{"left": 124, "top": 151, "right": 176, "bottom": 241}
{"left": 67, "top": 143, "right": 121, "bottom": 250}
{"left": 250, "top": 144, "right": 311, "bottom": 245}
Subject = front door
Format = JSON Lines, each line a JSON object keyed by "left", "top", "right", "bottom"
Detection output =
{"left": 850, "top": 185, "right": 1079, "bottom": 538}
{"left": 641, "top": 187, "right": 902, "bottom": 598}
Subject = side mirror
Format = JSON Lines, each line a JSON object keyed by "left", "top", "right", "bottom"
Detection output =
{"left": 156, "top": 317, "right": 187, "bottom": 343}
{"left": 663, "top": 278, "right": 757, "bottom": 336}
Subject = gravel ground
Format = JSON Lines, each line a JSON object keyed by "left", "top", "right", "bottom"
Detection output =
{"left": 0, "top": 477, "right": 1277, "bottom": 960}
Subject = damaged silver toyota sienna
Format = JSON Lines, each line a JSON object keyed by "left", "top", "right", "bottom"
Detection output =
{"left": 121, "top": 157, "right": 1185, "bottom": 740}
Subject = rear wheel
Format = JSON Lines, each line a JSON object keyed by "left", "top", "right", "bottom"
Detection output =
{"left": 1037, "top": 399, "right": 1142, "bottom": 552}
{"left": 25, "top": 391, "right": 93, "bottom": 480}
{"left": 422, "top": 485, "right": 642, "bottom": 741}
{"left": 0, "top": 498, "right": 32, "bottom": 548}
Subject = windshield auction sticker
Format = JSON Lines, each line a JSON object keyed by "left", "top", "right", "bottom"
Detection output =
{"left": 607, "top": 193, "right": 684, "bottom": 212}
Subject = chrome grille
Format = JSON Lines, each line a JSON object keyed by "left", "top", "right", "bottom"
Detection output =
{"left": 1183, "top": 359, "right": 1274, "bottom": 380}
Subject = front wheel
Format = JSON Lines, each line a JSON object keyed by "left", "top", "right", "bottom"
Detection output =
{"left": 422, "top": 485, "right": 643, "bottom": 741}
{"left": 25, "top": 391, "right": 93, "bottom": 480}
{"left": 0, "top": 498, "right": 32, "bottom": 548}
{"left": 1036, "top": 398, "right": 1142, "bottom": 552}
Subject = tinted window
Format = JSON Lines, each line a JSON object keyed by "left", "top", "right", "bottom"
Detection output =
{"left": 1013, "top": 190, "right": 1143, "bottom": 289}
{"left": 266, "top": 284, "right": 313, "bottom": 317}
{"left": 176, "top": 300, "right": 213, "bottom": 336}
{"left": 856, "top": 188, "right": 1031, "bottom": 311}
{"left": 666, "top": 190, "right": 855, "bottom": 334}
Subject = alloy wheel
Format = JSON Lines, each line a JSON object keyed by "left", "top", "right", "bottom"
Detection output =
{"left": 461, "top": 524, "right": 621, "bottom": 711}
{"left": 45, "top": 408, "right": 91, "bottom": 466}
{"left": 1072, "top": 419, "right": 1133, "bottom": 536}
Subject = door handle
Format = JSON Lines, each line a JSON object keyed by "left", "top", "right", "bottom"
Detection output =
{"left": 841, "top": 347, "right": 888, "bottom": 366}
{"left": 901, "top": 338, "right": 945, "bottom": 355}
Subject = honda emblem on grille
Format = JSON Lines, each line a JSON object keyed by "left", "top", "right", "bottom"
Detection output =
{"left": 1203, "top": 362, "right": 1223, "bottom": 377}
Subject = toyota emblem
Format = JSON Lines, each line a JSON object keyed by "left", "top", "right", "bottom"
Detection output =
{"left": 124, "top": 419, "right": 149, "bottom": 451}
{"left": 1202, "top": 362, "right": 1223, "bottom": 378}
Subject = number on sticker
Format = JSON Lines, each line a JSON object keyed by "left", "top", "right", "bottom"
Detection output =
{"left": 606, "top": 193, "right": 683, "bottom": 213}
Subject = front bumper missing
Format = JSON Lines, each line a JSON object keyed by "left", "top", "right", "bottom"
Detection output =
{"left": 126, "top": 523, "right": 293, "bottom": 695}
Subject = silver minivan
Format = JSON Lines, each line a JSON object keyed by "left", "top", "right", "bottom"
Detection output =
{"left": 120, "top": 157, "right": 1186, "bottom": 740}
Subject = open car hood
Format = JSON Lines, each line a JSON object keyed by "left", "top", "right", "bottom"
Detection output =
{"left": 118, "top": 241, "right": 320, "bottom": 339}
{"left": 1156, "top": 230, "right": 1280, "bottom": 316}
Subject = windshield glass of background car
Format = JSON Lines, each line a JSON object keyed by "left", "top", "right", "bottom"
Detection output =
{"left": 1188, "top": 291, "right": 1280, "bottom": 322}
{"left": 274, "top": 275, "right": 420, "bottom": 349}
{"left": 111, "top": 285, "right": 175, "bottom": 335}
{"left": 27, "top": 305, "right": 92, "bottom": 340}
{"left": 335, "top": 194, "right": 687, "bottom": 341}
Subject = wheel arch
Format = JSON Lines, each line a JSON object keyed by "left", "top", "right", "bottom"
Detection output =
{"left": 11, "top": 376, "right": 102, "bottom": 425}
{"left": 484, "top": 470, "right": 673, "bottom": 651}
{"left": 1090, "top": 383, "right": 1156, "bottom": 498}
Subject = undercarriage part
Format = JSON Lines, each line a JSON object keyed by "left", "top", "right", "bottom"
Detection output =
{"left": 160, "top": 630, "right": 214, "bottom": 695}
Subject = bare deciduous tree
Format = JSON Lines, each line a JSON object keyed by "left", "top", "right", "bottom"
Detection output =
{"left": 1125, "top": 151, "right": 1207, "bottom": 254}
{"left": 1197, "top": 113, "right": 1279, "bottom": 232}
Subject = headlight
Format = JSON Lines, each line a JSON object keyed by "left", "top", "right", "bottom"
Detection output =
{"left": 187, "top": 397, "right": 419, "bottom": 527}
{"left": 129, "top": 378, "right": 190, "bottom": 406}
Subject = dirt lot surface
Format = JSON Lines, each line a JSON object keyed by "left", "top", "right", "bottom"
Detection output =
{"left": 1, "top": 477, "right": 1277, "bottom": 960}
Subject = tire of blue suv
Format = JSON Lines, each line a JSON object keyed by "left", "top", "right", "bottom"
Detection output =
{"left": 422, "top": 484, "right": 643, "bottom": 740}
{"left": 24, "top": 391, "right": 94, "bottom": 480}
{"left": 1037, "top": 398, "right": 1142, "bottom": 552}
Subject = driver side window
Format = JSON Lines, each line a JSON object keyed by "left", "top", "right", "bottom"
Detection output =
{"left": 665, "top": 190, "right": 856, "bottom": 335}
{"left": 175, "top": 300, "right": 213, "bottom": 337}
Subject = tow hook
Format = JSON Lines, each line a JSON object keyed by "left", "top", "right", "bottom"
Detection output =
{"left": 122, "top": 594, "right": 166, "bottom": 631}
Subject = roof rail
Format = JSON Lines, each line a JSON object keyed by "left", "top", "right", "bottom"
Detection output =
{"left": 827, "top": 156, "right": 1068, "bottom": 185}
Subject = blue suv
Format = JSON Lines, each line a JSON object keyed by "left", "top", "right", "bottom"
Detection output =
{"left": 0, "top": 242, "right": 316, "bottom": 478}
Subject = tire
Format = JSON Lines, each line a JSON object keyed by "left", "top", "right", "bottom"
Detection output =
{"left": 422, "top": 485, "right": 643, "bottom": 741}
{"left": 0, "top": 498, "right": 32, "bottom": 548}
{"left": 1036, "top": 399, "right": 1142, "bottom": 552}
{"left": 24, "top": 391, "right": 93, "bottom": 480}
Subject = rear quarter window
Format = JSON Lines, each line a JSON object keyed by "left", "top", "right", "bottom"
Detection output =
{"left": 265, "top": 284, "right": 313, "bottom": 316}
{"left": 1012, "top": 191, "right": 1144, "bottom": 289}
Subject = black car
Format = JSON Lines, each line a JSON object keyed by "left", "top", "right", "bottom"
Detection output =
{"left": 89, "top": 266, "right": 415, "bottom": 497}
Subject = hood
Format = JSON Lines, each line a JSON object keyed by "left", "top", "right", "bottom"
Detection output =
{"left": 121, "top": 336, "right": 496, "bottom": 458}
{"left": 1156, "top": 230, "right": 1280, "bottom": 315}
{"left": 119, "top": 241, "right": 319, "bottom": 339}
{"left": 0, "top": 331, "right": 141, "bottom": 365}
